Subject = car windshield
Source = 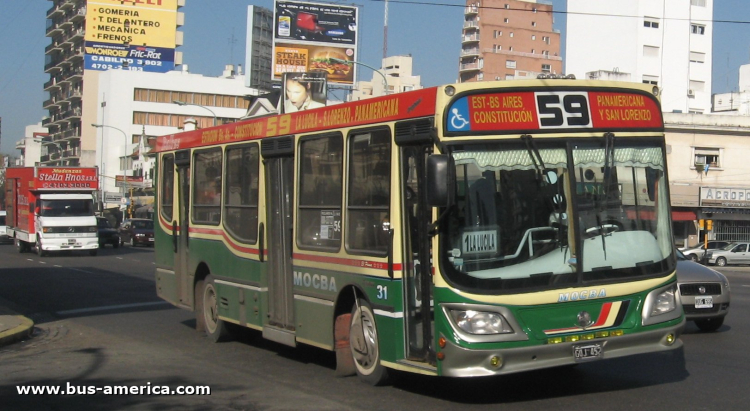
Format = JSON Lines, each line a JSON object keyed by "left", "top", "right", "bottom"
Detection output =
{"left": 720, "top": 243, "right": 736, "bottom": 251}
{"left": 40, "top": 199, "right": 94, "bottom": 217}
{"left": 441, "top": 139, "right": 674, "bottom": 293}
{"left": 132, "top": 220, "right": 154, "bottom": 229}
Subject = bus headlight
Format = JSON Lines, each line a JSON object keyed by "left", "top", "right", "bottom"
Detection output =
{"left": 449, "top": 310, "right": 513, "bottom": 335}
{"left": 643, "top": 284, "right": 682, "bottom": 326}
{"left": 650, "top": 288, "right": 676, "bottom": 316}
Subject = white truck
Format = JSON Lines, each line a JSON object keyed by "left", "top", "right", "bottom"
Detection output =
{"left": 4, "top": 166, "right": 99, "bottom": 256}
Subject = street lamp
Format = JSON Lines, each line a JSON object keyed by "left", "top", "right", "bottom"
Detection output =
{"left": 173, "top": 100, "right": 218, "bottom": 126}
{"left": 330, "top": 58, "right": 389, "bottom": 95}
{"left": 92, "top": 123, "right": 129, "bottom": 215}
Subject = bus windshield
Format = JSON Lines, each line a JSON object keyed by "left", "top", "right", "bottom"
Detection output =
{"left": 442, "top": 138, "right": 674, "bottom": 293}
{"left": 39, "top": 199, "right": 94, "bottom": 217}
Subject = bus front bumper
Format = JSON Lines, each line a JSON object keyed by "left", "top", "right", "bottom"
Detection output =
{"left": 438, "top": 319, "right": 685, "bottom": 377}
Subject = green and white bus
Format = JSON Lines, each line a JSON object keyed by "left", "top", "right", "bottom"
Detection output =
{"left": 154, "top": 79, "right": 684, "bottom": 384}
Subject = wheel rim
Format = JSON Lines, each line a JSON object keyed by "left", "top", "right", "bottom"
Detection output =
{"left": 717, "top": 258, "right": 726, "bottom": 266}
{"left": 350, "top": 305, "right": 379, "bottom": 375}
{"left": 203, "top": 283, "right": 220, "bottom": 334}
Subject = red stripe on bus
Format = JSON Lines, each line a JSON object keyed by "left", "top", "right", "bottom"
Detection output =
{"left": 543, "top": 302, "right": 614, "bottom": 334}
{"left": 293, "top": 253, "right": 402, "bottom": 271}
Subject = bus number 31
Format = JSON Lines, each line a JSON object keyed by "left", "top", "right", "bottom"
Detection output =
{"left": 536, "top": 93, "right": 591, "bottom": 128}
{"left": 376, "top": 285, "right": 388, "bottom": 300}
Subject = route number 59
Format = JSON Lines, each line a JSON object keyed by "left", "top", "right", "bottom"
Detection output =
{"left": 535, "top": 92, "right": 592, "bottom": 128}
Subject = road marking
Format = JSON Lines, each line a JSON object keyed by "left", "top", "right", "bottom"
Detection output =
{"left": 67, "top": 267, "right": 96, "bottom": 274}
{"left": 54, "top": 265, "right": 63, "bottom": 268}
{"left": 56, "top": 301, "right": 170, "bottom": 316}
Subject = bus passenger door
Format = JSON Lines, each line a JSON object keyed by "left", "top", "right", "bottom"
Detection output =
{"left": 262, "top": 140, "right": 296, "bottom": 347}
{"left": 174, "top": 151, "right": 192, "bottom": 308}
{"left": 401, "top": 143, "right": 435, "bottom": 364}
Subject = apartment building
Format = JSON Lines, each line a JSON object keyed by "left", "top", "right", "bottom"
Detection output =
{"left": 459, "top": 0, "right": 562, "bottom": 82}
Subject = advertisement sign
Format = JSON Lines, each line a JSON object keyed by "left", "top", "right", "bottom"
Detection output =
{"left": 35, "top": 167, "right": 99, "bottom": 190}
{"left": 446, "top": 90, "right": 662, "bottom": 134}
{"left": 281, "top": 72, "right": 327, "bottom": 113}
{"left": 84, "top": 41, "right": 175, "bottom": 72}
{"left": 700, "top": 187, "right": 750, "bottom": 208}
{"left": 85, "top": 1, "right": 178, "bottom": 48}
{"left": 274, "top": 43, "right": 354, "bottom": 84}
{"left": 273, "top": 1, "right": 358, "bottom": 85}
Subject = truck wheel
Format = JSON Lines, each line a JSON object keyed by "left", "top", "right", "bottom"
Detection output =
{"left": 350, "top": 300, "right": 391, "bottom": 386}
{"left": 36, "top": 239, "right": 46, "bottom": 257}
{"left": 16, "top": 239, "right": 28, "bottom": 253}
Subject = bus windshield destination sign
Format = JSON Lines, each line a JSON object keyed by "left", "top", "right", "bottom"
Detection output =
{"left": 446, "top": 90, "right": 662, "bottom": 133}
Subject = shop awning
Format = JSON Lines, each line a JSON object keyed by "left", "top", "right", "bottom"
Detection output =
{"left": 672, "top": 210, "right": 697, "bottom": 221}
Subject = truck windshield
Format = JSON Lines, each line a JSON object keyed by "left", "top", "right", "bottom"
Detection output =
{"left": 40, "top": 200, "right": 94, "bottom": 217}
{"left": 441, "top": 139, "right": 674, "bottom": 293}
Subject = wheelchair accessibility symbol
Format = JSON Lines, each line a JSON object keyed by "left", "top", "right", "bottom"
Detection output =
{"left": 451, "top": 109, "right": 469, "bottom": 130}
{"left": 447, "top": 97, "right": 471, "bottom": 132}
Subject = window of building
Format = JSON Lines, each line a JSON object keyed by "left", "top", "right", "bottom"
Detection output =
{"left": 532, "top": 7, "right": 537, "bottom": 13}
{"left": 509, "top": 46, "right": 513, "bottom": 52}
{"left": 690, "top": 80, "right": 705, "bottom": 92}
{"left": 494, "top": 30, "right": 498, "bottom": 38}
{"left": 541, "top": 64, "right": 551, "bottom": 73}
{"left": 506, "top": 60, "right": 516, "bottom": 69}
{"left": 688, "top": 109, "right": 704, "bottom": 114}
{"left": 689, "top": 51, "right": 706, "bottom": 63}
{"left": 643, "top": 45, "right": 659, "bottom": 57}
{"left": 693, "top": 147, "right": 721, "bottom": 168}
{"left": 224, "top": 143, "right": 260, "bottom": 243}
{"left": 691, "top": 24, "right": 706, "bottom": 35}
{"left": 298, "top": 134, "right": 343, "bottom": 250}
{"left": 531, "top": 35, "right": 536, "bottom": 40}
{"left": 642, "top": 75, "right": 659, "bottom": 85}
{"left": 493, "top": 44, "right": 501, "bottom": 52}
{"left": 347, "top": 129, "right": 391, "bottom": 255}
{"left": 509, "top": 32, "right": 514, "bottom": 37}
{"left": 506, "top": 74, "right": 515, "bottom": 80}
{"left": 531, "top": 49, "right": 535, "bottom": 54}
{"left": 160, "top": 154, "right": 174, "bottom": 221}
{"left": 192, "top": 148, "right": 223, "bottom": 225}
{"left": 477, "top": 72, "right": 484, "bottom": 81}
{"left": 504, "top": 18, "right": 509, "bottom": 23}
{"left": 542, "top": 50, "right": 550, "bottom": 56}
{"left": 504, "top": 4, "right": 510, "bottom": 9}
{"left": 644, "top": 18, "right": 660, "bottom": 29}
{"left": 691, "top": 0, "right": 706, "bottom": 6}
{"left": 531, "top": 22, "right": 537, "bottom": 27}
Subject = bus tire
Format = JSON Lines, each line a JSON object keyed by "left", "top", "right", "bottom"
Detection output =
{"left": 350, "top": 300, "right": 391, "bottom": 386}
{"left": 200, "top": 274, "right": 230, "bottom": 342}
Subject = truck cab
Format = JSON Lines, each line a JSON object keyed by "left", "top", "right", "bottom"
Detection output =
{"left": 35, "top": 193, "right": 98, "bottom": 256}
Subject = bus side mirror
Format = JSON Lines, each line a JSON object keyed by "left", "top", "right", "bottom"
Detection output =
{"left": 426, "top": 154, "right": 455, "bottom": 207}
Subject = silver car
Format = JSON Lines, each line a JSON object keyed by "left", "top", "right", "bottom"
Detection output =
{"left": 705, "top": 242, "right": 750, "bottom": 267}
{"left": 676, "top": 250, "right": 730, "bottom": 332}
{"left": 680, "top": 240, "right": 730, "bottom": 263}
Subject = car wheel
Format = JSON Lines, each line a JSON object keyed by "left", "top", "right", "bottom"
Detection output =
{"left": 695, "top": 317, "right": 724, "bottom": 332}
{"left": 716, "top": 257, "right": 727, "bottom": 267}
{"left": 350, "top": 300, "right": 391, "bottom": 386}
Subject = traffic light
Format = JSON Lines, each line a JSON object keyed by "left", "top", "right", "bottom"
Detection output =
{"left": 698, "top": 219, "right": 705, "bottom": 229}
{"left": 706, "top": 220, "right": 713, "bottom": 230}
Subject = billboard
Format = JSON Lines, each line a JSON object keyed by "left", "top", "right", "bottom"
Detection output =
{"left": 84, "top": 41, "right": 175, "bottom": 72}
{"left": 273, "top": 1, "right": 358, "bottom": 85}
{"left": 85, "top": 0, "right": 178, "bottom": 73}
{"left": 281, "top": 72, "right": 327, "bottom": 113}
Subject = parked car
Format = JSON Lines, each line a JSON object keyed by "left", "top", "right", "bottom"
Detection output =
{"left": 676, "top": 249, "right": 730, "bottom": 331}
{"left": 0, "top": 210, "right": 10, "bottom": 244}
{"left": 679, "top": 240, "right": 730, "bottom": 263}
{"left": 705, "top": 242, "right": 750, "bottom": 266}
{"left": 97, "top": 216, "right": 120, "bottom": 248}
{"left": 118, "top": 218, "right": 154, "bottom": 247}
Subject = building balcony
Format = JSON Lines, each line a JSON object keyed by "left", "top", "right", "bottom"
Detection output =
{"left": 45, "top": 42, "right": 64, "bottom": 55}
{"left": 59, "top": 19, "right": 73, "bottom": 30}
{"left": 463, "top": 20, "right": 479, "bottom": 30}
{"left": 47, "top": 3, "right": 64, "bottom": 18}
{"left": 462, "top": 33, "right": 480, "bottom": 43}
{"left": 44, "top": 60, "right": 63, "bottom": 73}
{"left": 61, "top": 128, "right": 81, "bottom": 141}
{"left": 62, "top": 147, "right": 81, "bottom": 159}
{"left": 42, "top": 117, "right": 53, "bottom": 127}
{"left": 464, "top": 5, "right": 479, "bottom": 15}
{"left": 460, "top": 62, "right": 480, "bottom": 72}
{"left": 461, "top": 48, "right": 480, "bottom": 57}
{"left": 44, "top": 77, "right": 61, "bottom": 91}
{"left": 70, "top": 7, "right": 86, "bottom": 23}
{"left": 60, "top": 1, "right": 74, "bottom": 11}
{"left": 482, "top": 48, "right": 563, "bottom": 61}
{"left": 43, "top": 98, "right": 58, "bottom": 109}
{"left": 67, "top": 68, "right": 84, "bottom": 81}
{"left": 46, "top": 23, "right": 63, "bottom": 36}
{"left": 40, "top": 155, "right": 51, "bottom": 163}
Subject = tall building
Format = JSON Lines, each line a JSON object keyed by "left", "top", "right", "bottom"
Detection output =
{"left": 459, "top": 0, "right": 562, "bottom": 83}
{"left": 350, "top": 55, "right": 423, "bottom": 100}
{"left": 42, "top": 0, "right": 184, "bottom": 168}
{"left": 566, "top": 0, "right": 713, "bottom": 114}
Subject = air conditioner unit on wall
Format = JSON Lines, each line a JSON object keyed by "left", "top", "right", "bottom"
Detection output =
{"left": 688, "top": 89, "right": 695, "bottom": 97}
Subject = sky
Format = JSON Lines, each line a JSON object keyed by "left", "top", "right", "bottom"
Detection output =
{"left": 1, "top": 0, "right": 749, "bottom": 155}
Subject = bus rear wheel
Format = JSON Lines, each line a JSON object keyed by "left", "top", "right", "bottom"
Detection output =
{"left": 199, "top": 274, "right": 230, "bottom": 342}
{"left": 349, "top": 300, "right": 391, "bottom": 386}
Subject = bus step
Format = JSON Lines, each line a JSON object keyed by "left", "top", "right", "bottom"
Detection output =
{"left": 263, "top": 326, "right": 297, "bottom": 347}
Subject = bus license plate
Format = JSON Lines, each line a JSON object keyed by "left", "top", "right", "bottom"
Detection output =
{"left": 68, "top": 239, "right": 77, "bottom": 245}
{"left": 573, "top": 343, "right": 602, "bottom": 361}
{"left": 695, "top": 296, "right": 713, "bottom": 309}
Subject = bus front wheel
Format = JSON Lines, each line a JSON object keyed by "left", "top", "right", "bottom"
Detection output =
{"left": 349, "top": 300, "right": 391, "bottom": 386}
{"left": 199, "top": 274, "right": 230, "bottom": 342}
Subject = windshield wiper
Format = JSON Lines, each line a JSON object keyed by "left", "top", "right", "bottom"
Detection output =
{"left": 597, "top": 132, "right": 616, "bottom": 259}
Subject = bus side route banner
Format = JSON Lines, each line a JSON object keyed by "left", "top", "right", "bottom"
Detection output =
{"left": 446, "top": 89, "right": 662, "bottom": 134}
{"left": 156, "top": 87, "right": 438, "bottom": 152}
